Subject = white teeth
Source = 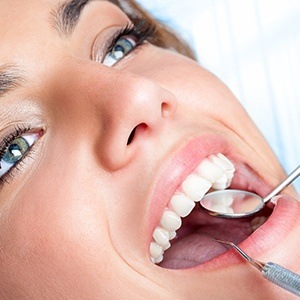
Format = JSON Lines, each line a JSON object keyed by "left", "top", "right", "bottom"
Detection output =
{"left": 212, "top": 174, "right": 228, "bottom": 190}
{"left": 152, "top": 227, "right": 170, "bottom": 247}
{"left": 182, "top": 175, "right": 212, "bottom": 202}
{"left": 217, "top": 153, "right": 235, "bottom": 169}
{"left": 169, "top": 231, "right": 176, "bottom": 240}
{"left": 150, "top": 242, "right": 163, "bottom": 259}
{"left": 160, "top": 210, "right": 182, "bottom": 231}
{"left": 150, "top": 153, "right": 236, "bottom": 264}
{"left": 209, "top": 154, "right": 230, "bottom": 171}
{"left": 196, "top": 159, "right": 224, "bottom": 183}
{"left": 154, "top": 255, "right": 164, "bottom": 264}
{"left": 209, "top": 154, "right": 235, "bottom": 189}
{"left": 162, "top": 241, "right": 171, "bottom": 251}
{"left": 170, "top": 194, "right": 195, "bottom": 217}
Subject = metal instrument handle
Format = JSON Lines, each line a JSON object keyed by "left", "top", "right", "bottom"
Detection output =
{"left": 262, "top": 262, "right": 300, "bottom": 297}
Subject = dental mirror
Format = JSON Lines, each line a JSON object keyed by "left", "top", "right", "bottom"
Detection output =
{"left": 199, "top": 165, "right": 300, "bottom": 218}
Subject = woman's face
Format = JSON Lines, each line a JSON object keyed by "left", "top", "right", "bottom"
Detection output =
{"left": 0, "top": 0, "right": 299, "bottom": 299}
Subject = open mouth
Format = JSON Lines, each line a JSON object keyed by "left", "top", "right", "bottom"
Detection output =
{"left": 149, "top": 153, "right": 272, "bottom": 269}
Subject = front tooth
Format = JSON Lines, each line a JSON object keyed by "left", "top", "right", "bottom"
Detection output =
{"left": 153, "top": 227, "right": 170, "bottom": 247}
{"left": 160, "top": 210, "right": 182, "bottom": 231}
{"left": 209, "top": 154, "right": 230, "bottom": 171}
{"left": 150, "top": 242, "right": 163, "bottom": 259}
{"left": 170, "top": 194, "right": 195, "bottom": 217}
{"left": 182, "top": 174, "right": 212, "bottom": 201}
{"left": 197, "top": 159, "right": 224, "bottom": 183}
{"left": 217, "top": 153, "right": 235, "bottom": 170}
{"left": 212, "top": 174, "right": 228, "bottom": 190}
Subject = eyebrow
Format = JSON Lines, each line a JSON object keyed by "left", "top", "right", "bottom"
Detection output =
{"left": 0, "top": 0, "right": 111, "bottom": 97}
{"left": 51, "top": 0, "right": 94, "bottom": 37}
{"left": 0, "top": 65, "right": 24, "bottom": 98}
{"left": 0, "top": 0, "right": 92, "bottom": 97}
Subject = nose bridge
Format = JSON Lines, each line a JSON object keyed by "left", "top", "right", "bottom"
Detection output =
{"left": 51, "top": 63, "right": 177, "bottom": 172}
{"left": 103, "top": 70, "right": 176, "bottom": 128}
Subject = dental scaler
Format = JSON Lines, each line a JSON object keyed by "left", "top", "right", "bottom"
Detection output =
{"left": 215, "top": 239, "right": 300, "bottom": 297}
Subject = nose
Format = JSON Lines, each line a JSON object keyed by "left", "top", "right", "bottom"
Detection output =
{"left": 92, "top": 69, "right": 178, "bottom": 171}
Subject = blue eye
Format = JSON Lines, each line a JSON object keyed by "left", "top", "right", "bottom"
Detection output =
{"left": 103, "top": 36, "right": 137, "bottom": 67}
{"left": 0, "top": 133, "right": 39, "bottom": 179}
{"left": 98, "top": 21, "right": 156, "bottom": 67}
{"left": 3, "top": 137, "right": 29, "bottom": 163}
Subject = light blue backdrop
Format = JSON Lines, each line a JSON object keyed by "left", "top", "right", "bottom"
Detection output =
{"left": 137, "top": 0, "right": 300, "bottom": 192}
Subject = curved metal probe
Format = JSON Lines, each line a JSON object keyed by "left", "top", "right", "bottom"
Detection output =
{"left": 214, "top": 239, "right": 300, "bottom": 297}
{"left": 215, "top": 239, "right": 264, "bottom": 270}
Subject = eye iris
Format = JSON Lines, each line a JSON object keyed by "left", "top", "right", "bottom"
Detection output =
{"left": 112, "top": 38, "right": 134, "bottom": 60}
{"left": 3, "top": 137, "right": 29, "bottom": 164}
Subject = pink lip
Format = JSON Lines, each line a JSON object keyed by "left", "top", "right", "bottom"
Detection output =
{"left": 148, "top": 135, "right": 232, "bottom": 240}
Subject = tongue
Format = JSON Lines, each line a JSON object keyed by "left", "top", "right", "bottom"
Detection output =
{"left": 160, "top": 217, "right": 251, "bottom": 269}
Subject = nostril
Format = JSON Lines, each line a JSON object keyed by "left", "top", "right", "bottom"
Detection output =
{"left": 161, "top": 101, "right": 176, "bottom": 117}
{"left": 127, "top": 127, "right": 137, "bottom": 145}
{"left": 127, "top": 123, "right": 148, "bottom": 145}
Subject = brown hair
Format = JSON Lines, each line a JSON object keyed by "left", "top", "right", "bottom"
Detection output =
{"left": 111, "top": 0, "right": 197, "bottom": 60}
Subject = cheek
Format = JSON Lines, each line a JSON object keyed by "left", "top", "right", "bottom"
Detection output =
{"left": 131, "top": 48, "right": 263, "bottom": 141}
{"left": 0, "top": 177, "right": 114, "bottom": 297}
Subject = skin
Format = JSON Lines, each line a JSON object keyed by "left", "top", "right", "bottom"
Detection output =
{"left": 0, "top": 0, "right": 299, "bottom": 299}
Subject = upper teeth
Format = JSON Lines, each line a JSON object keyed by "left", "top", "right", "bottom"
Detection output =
{"left": 150, "top": 153, "right": 235, "bottom": 264}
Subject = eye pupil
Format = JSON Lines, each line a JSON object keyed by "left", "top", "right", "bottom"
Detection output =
{"left": 115, "top": 45, "right": 124, "bottom": 52}
{"left": 113, "top": 45, "right": 125, "bottom": 60}
{"left": 3, "top": 137, "right": 29, "bottom": 164}
{"left": 111, "top": 38, "right": 135, "bottom": 60}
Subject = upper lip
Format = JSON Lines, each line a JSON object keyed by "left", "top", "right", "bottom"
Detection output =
{"left": 146, "top": 134, "right": 299, "bottom": 270}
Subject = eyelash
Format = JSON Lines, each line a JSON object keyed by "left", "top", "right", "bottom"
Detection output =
{"left": 0, "top": 125, "right": 39, "bottom": 186}
{"left": 104, "top": 19, "right": 156, "bottom": 62}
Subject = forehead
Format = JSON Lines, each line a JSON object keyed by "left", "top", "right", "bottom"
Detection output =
{"left": 0, "top": 0, "right": 106, "bottom": 66}
{"left": 0, "top": 0, "right": 56, "bottom": 30}
{"left": 0, "top": 0, "right": 127, "bottom": 96}
{"left": 0, "top": 0, "right": 114, "bottom": 37}
{"left": 0, "top": 1, "right": 58, "bottom": 62}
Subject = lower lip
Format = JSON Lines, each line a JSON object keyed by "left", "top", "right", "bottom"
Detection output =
{"left": 187, "top": 195, "right": 300, "bottom": 272}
